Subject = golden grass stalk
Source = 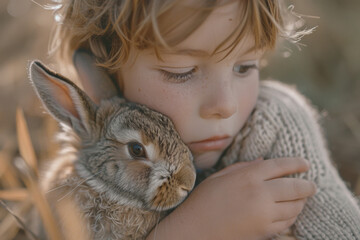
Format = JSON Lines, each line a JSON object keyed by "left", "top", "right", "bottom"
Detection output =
{"left": 0, "top": 189, "right": 28, "bottom": 201}
{"left": 0, "top": 200, "right": 38, "bottom": 240}
{"left": 0, "top": 200, "right": 33, "bottom": 240}
{"left": 16, "top": 162, "right": 63, "bottom": 240}
{"left": 15, "top": 108, "right": 63, "bottom": 240}
{"left": 16, "top": 108, "right": 38, "bottom": 176}
{"left": 0, "top": 149, "right": 22, "bottom": 188}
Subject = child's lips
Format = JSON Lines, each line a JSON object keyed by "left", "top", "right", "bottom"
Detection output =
{"left": 188, "top": 136, "right": 233, "bottom": 153}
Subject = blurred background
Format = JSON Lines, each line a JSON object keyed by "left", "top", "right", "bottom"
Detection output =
{"left": 0, "top": 0, "right": 359, "bottom": 238}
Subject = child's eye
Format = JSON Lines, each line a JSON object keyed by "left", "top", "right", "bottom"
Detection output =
{"left": 160, "top": 67, "right": 197, "bottom": 83}
{"left": 233, "top": 63, "right": 258, "bottom": 77}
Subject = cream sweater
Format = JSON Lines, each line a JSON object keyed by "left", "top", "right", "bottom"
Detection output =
{"left": 198, "top": 80, "right": 360, "bottom": 239}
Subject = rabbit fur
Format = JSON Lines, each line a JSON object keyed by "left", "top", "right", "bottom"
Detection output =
{"left": 29, "top": 61, "right": 196, "bottom": 239}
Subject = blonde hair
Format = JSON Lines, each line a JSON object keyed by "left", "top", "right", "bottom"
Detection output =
{"left": 50, "top": 0, "right": 308, "bottom": 72}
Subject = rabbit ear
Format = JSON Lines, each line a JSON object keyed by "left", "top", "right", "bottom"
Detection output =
{"left": 29, "top": 61, "right": 97, "bottom": 134}
{"left": 73, "top": 49, "right": 120, "bottom": 104}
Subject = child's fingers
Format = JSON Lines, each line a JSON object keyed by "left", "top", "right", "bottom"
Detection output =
{"left": 252, "top": 157, "right": 310, "bottom": 181}
{"left": 208, "top": 157, "right": 264, "bottom": 179}
{"left": 273, "top": 198, "right": 307, "bottom": 222}
{"left": 266, "top": 178, "right": 317, "bottom": 202}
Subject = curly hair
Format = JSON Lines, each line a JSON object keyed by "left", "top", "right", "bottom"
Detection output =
{"left": 50, "top": 0, "right": 308, "bottom": 72}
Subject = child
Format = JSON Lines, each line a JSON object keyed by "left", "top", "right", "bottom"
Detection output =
{"left": 49, "top": 0, "right": 360, "bottom": 239}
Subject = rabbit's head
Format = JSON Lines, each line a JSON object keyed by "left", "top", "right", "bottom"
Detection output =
{"left": 29, "top": 61, "right": 196, "bottom": 211}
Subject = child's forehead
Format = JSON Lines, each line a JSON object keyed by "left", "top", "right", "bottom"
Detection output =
{"left": 173, "top": 2, "right": 241, "bottom": 51}
{"left": 151, "top": 1, "right": 262, "bottom": 61}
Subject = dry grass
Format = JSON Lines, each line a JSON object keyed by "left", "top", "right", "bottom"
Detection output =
{"left": 0, "top": 108, "right": 53, "bottom": 239}
{"left": 0, "top": 108, "right": 89, "bottom": 240}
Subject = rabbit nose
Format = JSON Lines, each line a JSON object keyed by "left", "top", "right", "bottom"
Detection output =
{"left": 180, "top": 186, "right": 191, "bottom": 193}
{"left": 178, "top": 186, "right": 191, "bottom": 198}
{"left": 174, "top": 165, "right": 196, "bottom": 193}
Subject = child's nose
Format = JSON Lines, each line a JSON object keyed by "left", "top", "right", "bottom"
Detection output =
{"left": 199, "top": 79, "right": 237, "bottom": 119}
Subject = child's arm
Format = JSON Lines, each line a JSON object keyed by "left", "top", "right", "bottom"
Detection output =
{"left": 236, "top": 80, "right": 360, "bottom": 239}
{"left": 146, "top": 158, "right": 316, "bottom": 240}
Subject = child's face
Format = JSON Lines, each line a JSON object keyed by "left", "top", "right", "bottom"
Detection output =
{"left": 118, "top": 2, "right": 262, "bottom": 170}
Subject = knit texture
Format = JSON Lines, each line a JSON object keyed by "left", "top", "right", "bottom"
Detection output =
{"left": 200, "top": 80, "right": 360, "bottom": 239}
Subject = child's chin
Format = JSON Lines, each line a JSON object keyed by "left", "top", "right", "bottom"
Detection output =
{"left": 193, "top": 151, "right": 222, "bottom": 170}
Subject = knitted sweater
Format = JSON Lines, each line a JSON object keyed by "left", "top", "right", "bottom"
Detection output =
{"left": 199, "top": 80, "right": 360, "bottom": 239}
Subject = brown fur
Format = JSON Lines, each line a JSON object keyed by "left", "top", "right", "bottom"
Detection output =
{"left": 44, "top": 155, "right": 165, "bottom": 240}
{"left": 30, "top": 61, "right": 196, "bottom": 239}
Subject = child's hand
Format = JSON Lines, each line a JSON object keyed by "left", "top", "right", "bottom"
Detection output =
{"left": 147, "top": 157, "right": 316, "bottom": 240}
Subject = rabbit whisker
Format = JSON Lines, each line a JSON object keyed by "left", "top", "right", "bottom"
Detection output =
{"left": 57, "top": 170, "right": 102, "bottom": 202}
{"left": 46, "top": 183, "right": 72, "bottom": 194}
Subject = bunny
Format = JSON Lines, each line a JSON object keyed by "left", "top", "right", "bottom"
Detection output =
{"left": 29, "top": 60, "right": 196, "bottom": 240}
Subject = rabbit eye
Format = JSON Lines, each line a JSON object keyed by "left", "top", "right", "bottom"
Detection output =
{"left": 128, "top": 142, "right": 146, "bottom": 159}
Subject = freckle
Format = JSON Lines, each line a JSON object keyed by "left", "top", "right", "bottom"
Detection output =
{"left": 228, "top": 18, "right": 232, "bottom": 21}
{"left": 138, "top": 88, "right": 141, "bottom": 92}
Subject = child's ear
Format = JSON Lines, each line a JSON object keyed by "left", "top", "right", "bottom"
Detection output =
{"left": 29, "top": 61, "right": 97, "bottom": 135}
{"left": 73, "top": 49, "right": 119, "bottom": 104}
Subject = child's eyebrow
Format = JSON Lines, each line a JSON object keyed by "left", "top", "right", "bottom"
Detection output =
{"left": 164, "top": 48, "right": 210, "bottom": 57}
{"left": 161, "top": 46, "right": 264, "bottom": 59}
{"left": 163, "top": 45, "right": 260, "bottom": 59}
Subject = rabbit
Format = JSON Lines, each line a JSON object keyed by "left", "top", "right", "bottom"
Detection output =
{"left": 29, "top": 60, "right": 196, "bottom": 240}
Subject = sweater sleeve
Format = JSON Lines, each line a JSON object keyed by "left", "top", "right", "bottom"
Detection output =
{"left": 234, "top": 80, "right": 360, "bottom": 239}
